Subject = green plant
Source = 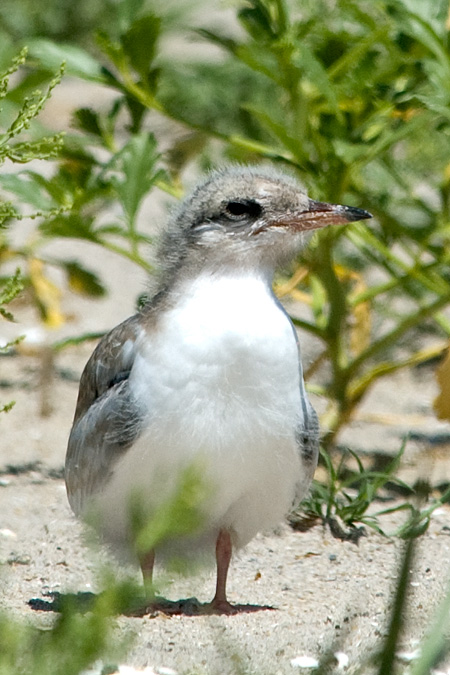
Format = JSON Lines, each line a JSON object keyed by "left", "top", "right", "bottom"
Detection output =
{"left": 0, "top": 582, "right": 131, "bottom": 675}
{"left": 297, "top": 444, "right": 407, "bottom": 538}
{"left": 0, "top": 268, "right": 23, "bottom": 413}
{"left": 298, "top": 442, "right": 450, "bottom": 539}
{"left": 0, "top": 49, "right": 72, "bottom": 328}
{"left": 0, "top": 46, "right": 173, "bottom": 328}
{"left": 408, "top": 573, "right": 450, "bottom": 675}
{"left": 0, "top": 464, "right": 213, "bottom": 673}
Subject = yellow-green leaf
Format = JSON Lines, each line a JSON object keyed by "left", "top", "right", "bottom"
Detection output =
{"left": 434, "top": 346, "right": 450, "bottom": 421}
{"left": 28, "top": 258, "right": 64, "bottom": 328}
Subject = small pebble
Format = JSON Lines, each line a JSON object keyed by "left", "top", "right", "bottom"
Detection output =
{"left": 7, "top": 552, "right": 31, "bottom": 565}
{"left": 396, "top": 648, "right": 421, "bottom": 663}
{"left": 334, "top": 652, "right": 349, "bottom": 669}
{"left": 117, "top": 667, "right": 158, "bottom": 675}
{"left": 98, "top": 667, "right": 179, "bottom": 675}
{"left": 291, "top": 655, "right": 319, "bottom": 668}
{"left": 0, "top": 528, "right": 16, "bottom": 538}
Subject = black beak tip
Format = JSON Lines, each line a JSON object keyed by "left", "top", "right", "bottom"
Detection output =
{"left": 342, "top": 205, "right": 373, "bottom": 222}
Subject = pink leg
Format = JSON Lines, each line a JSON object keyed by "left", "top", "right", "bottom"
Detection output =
{"left": 139, "top": 549, "right": 155, "bottom": 600}
{"left": 210, "top": 529, "right": 236, "bottom": 613}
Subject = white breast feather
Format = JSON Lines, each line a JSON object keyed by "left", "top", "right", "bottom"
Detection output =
{"left": 94, "top": 274, "right": 310, "bottom": 559}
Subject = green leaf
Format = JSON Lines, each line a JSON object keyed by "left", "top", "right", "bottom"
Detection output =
{"left": 238, "top": 0, "right": 289, "bottom": 40}
{"left": 197, "top": 28, "right": 238, "bottom": 54}
{"left": 73, "top": 108, "right": 103, "bottom": 138}
{"left": 238, "top": 4, "right": 277, "bottom": 41}
{"left": 121, "top": 14, "right": 161, "bottom": 82}
{"left": 198, "top": 30, "right": 280, "bottom": 83}
{"left": 0, "top": 172, "right": 56, "bottom": 211}
{"left": 0, "top": 268, "right": 23, "bottom": 321}
{"left": 243, "top": 103, "right": 312, "bottom": 165}
{"left": 0, "top": 30, "right": 15, "bottom": 72}
{"left": 0, "top": 63, "right": 65, "bottom": 154}
{"left": 133, "top": 464, "right": 209, "bottom": 556}
{"left": 116, "top": 0, "right": 148, "bottom": 32}
{"left": 291, "top": 43, "right": 340, "bottom": 113}
{"left": 332, "top": 139, "right": 371, "bottom": 165}
{"left": 27, "top": 39, "right": 106, "bottom": 82}
{"left": 40, "top": 213, "right": 99, "bottom": 241}
{"left": 0, "top": 200, "right": 18, "bottom": 224}
{"left": 62, "top": 261, "right": 106, "bottom": 297}
{"left": 23, "top": 170, "right": 76, "bottom": 208}
{"left": 96, "top": 31, "right": 126, "bottom": 72}
{"left": 108, "top": 132, "right": 164, "bottom": 225}
{"left": 399, "top": 6, "right": 450, "bottom": 76}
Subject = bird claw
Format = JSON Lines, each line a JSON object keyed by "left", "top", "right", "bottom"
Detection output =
{"left": 207, "top": 598, "right": 239, "bottom": 615}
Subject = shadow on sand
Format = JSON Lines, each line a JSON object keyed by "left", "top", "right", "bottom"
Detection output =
{"left": 28, "top": 591, "right": 275, "bottom": 616}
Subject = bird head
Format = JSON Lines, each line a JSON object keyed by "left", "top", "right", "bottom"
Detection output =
{"left": 158, "top": 165, "right": 371, "bottom": 282}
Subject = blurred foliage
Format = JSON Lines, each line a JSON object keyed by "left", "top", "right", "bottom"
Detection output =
{"left": 131, "top": 463, "right": 210, "bottom": 559}
{"left": 0, "top": 267, "right": 23, "bottom": 413}
{"left": 0, "top": 466, "right": 211, "bottom": 674}
{"left": 0, "top": 50, "right": 76, "bottom": 328}
{"left": 0, "top": 0, "right": 199, "bottom": 49}
{"left": 0, "top": 582, "right": 128, "bottom": 675}
{"left": 0, "top": 0, "right": 118, "bottom": 46}
{"left": 0, "top": 48, "right": 171, "bottom": 327}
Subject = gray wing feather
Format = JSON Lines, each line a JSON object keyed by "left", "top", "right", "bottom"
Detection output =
{"left": 297, "top": 396, "right": 320, "bottom": 464}
{"left": 65, "top": 314, "right": 144, "bottom": 515}
{"left": 293, "top": 377, "right": 320, "bottom": 504}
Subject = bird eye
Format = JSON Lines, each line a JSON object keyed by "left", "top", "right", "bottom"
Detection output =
{"left": 224, "top": 200, "right": 262, "bottom": 219}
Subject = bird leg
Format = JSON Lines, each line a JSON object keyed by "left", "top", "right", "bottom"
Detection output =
{"left": 138, "top": 535, "right": 237, "bottom": 615}
{"left": 210, "top": 529, "right": 235, "bottom": 613}
{"left": 139, "top": 549, "right": 155, "bottom": 601}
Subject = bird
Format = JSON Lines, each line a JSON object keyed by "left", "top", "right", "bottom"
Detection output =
{"left": 65, "top": 165, "right": 371, "bottom": 614}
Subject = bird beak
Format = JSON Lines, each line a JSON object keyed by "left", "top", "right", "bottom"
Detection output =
{"left": 269, "top": 199, "right": 372, "bottom": 232}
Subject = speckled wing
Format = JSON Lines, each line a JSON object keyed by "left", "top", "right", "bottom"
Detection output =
{"left": 65, "top": 314, "right": 145, "bottom": 515}
{"left": 297, "top": 397, "right": 320, "bottom": 465}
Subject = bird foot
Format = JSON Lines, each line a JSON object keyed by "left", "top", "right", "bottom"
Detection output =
{"left": 125, "top": 596, "right": 275, "bottom": 617}
{"left": 126, "top": 596, "right": 203, "bottom": 617}
{"left": 207, "top": 598, "right": 239, "bottom": 615}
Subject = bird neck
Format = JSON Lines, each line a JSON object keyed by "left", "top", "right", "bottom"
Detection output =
{"left": 143, "top": 265, "right": 277, "bottom": 324}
